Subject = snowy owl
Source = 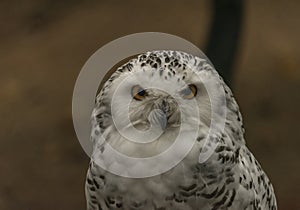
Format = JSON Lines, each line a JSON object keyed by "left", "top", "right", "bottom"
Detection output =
{"left": 85, "top": 50, "right": 277, "bottom": 210}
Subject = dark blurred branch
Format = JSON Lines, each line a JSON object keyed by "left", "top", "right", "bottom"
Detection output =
{"left": 205, "top": 0, "right": 244, "bottom": 85}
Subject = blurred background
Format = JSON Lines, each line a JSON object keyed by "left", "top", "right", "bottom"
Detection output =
{"left": 0, "top": 0, "right": 299, "bottom": 209}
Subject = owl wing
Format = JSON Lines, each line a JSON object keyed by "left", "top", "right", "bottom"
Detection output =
{"left": 85, "top": 162, "right": 106, "bottom": 210}
{"left": 231, "top": 147, "right": 277, "bottom": 210}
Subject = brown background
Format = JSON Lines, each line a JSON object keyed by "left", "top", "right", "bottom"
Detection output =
{"left": 0, "top": 0, "right": 299, "bottom": 209}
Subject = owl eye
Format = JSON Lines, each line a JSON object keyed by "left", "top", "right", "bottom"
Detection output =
{"left": 132, "top": 85, "right": 147, "bottom": 101}
{"left": 181, "top": 84, "right": 197, "bottom": 99}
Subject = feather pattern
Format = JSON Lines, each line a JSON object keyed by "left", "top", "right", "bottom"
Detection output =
{"left": 85, "top": 50, "right": 277, "bottom": 210}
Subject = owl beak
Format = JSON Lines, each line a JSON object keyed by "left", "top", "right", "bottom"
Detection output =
{"left": 148, "top": 107, "right": 167, "bottom": 131}
{"left": 158, "top": 110, "right": 167, "bottom": 130}
{"left": 150, "top": 98, "right": 174, "bottom": 130}
{"left": 156, "top": 99, "right": 169, "bottom": 130}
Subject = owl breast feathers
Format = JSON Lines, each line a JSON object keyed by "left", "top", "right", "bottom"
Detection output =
{"left": 85, "top": 50, "right": 277, "bottom": 210}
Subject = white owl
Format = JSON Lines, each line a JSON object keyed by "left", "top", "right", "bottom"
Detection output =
{"left": 85, "top": 50, "right": 277, "bottom": 210}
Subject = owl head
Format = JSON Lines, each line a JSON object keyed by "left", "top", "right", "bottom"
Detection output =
{"left": 92, "top": 50, "right": 243, "bottom": 159}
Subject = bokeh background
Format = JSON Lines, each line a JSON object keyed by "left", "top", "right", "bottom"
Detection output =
{"left": 0, "top": 0, "right": 299, "bottom": 209}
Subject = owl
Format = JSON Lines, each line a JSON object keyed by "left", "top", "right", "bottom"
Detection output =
{"left": 85, "top": 50, "right": 277, "bottom": 210}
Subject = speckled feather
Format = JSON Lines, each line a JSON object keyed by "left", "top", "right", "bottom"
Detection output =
{"left": 85, "top": 51, "right": 277, "bottom": 210}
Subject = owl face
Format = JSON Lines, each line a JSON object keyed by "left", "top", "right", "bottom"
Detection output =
{"left": 98, "top": 52, "right": 214, "bottom": 155}
{"left": 92, "top": 50, "right": 231, "bottom": 166}
{"left": 124, "top": 71, "right": 208, "bottom": 133}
